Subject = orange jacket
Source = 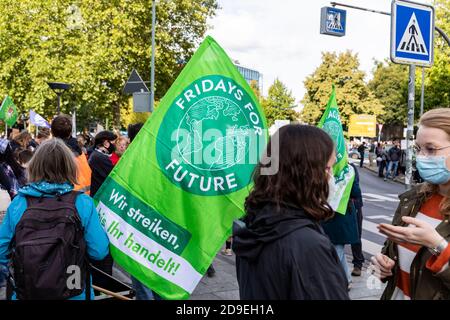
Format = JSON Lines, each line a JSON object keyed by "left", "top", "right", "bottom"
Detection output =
{"left": 74, "top": 154, "right": 91, "bottom": 195}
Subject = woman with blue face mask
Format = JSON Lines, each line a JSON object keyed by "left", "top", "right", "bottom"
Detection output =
{"left": 371, "top": 108, "right": 450, "bottom": 300}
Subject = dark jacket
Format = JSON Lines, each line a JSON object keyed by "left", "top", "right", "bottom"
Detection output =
{"left": 322, "top": 200, "right": 359, "bottom": 245}
{"left": 381, "top": 185, "right": 450, "bottom": 300}
{"left": 63, "top": 137, "right": 82, "bottom": 156}
{"left": 350, "top": 163, "right": 363, "bottom": 209}
{"left": 88, "top": 149, "right": 113, "bottom": 197}
{"left": 376, "top": 146, "right": 383, "bottom": 158}
{"left": 321, "top": 167, "right": 361, "bottom": 245}
{"left": 388, "top": 146, "right": 402, "bottom": 162}
{"left": 357, "top": 144, "right": 365, "bottom": 154}
{"left": 233, "top": 202, "right": 349, "bottom": 300}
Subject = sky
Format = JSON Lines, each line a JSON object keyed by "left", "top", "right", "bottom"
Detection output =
{"left": 207, "top": 0, "right": 432, "bottom": 109}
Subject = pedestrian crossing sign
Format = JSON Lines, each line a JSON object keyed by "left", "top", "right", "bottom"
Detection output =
{"left": 391, "top": 0, "right": 434, "bottom": 67}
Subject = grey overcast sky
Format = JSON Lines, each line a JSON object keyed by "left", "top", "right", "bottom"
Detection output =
{"left": 206, "top": 0, "right": 432, "bottom": 107}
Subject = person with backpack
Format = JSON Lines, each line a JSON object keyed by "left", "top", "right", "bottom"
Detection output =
{"left": 0, "top": 138, "right": 109, "bottom": 300}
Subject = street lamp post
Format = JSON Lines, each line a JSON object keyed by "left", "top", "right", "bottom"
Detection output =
{"left": 48, "top": 82, "right": 72, "bottom": 115}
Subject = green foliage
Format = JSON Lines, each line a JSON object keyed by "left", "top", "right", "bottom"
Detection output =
{"left": 0, "top": 0, "right": 219, "bottom": 130}
{"left": 301, "top": 51, "right": 384, "bottom": 128}
{"left": 261, "top": 79, "right": 299, "bottom": 127}
{"left": 368, "top": 0, "right": 449, "bottom": 125}
{"left": 426, "top": 0, "right": 450, "bottom": 110}
{"left": 368, "top": 60, "right": 408, "bottom": 125}
{"left": 249, "top": 80, "right": 261, "bottom": 102}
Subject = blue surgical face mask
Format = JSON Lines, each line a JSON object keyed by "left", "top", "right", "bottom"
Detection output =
{"left": 416, "top": 155, "right": 450, "bottom": 185}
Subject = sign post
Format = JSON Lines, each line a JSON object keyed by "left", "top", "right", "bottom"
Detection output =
{"left": 378, "top": 124, "right": 383, "bottom": 143}
{"left": 390, "top": 0, "right": 434, "bottom": 190}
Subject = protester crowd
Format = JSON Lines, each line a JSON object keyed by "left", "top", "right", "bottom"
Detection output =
{"left": 0, "top": 108, "right": 449, "bottom": 300}
{"left": 354, "top": 139, "right": 407, "bottom": 182}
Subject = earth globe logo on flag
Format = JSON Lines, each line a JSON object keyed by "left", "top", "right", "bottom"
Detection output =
{"left": 323, "top": 109, "right": 346, "bottom": 163}
{"left": 157, "top": 75, "right": 266, "bottom": 196}
{"left": 177, "top": 96, "right": 251, "bottom": 172}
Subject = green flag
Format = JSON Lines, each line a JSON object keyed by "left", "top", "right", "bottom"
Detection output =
{"left": 0, "top": 96, "right": 18, "bottom": 126}
{"left": 318, "top": 85, "right": 355, "bottom": 215}
{"left": 94, "top": 36, "right": 268, "bottom": 299}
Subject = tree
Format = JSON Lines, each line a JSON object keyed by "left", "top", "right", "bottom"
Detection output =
{"left": 425, "top": 0, "right": 450, "bottom": 110}
{"left": 249, "top": 80, "right": 261, "bottom": 102}
{"left": 368, "top": 0, "right": 449, "bottom": 125}
{"left": 301, "top": 51, "right": 384, "bottom": 128}
{"left": 261, "top": 79, "right": 299, "bottom": 127}
{"left": 0, "top": 0, "right": 219, "bottom": 130}
{"left": 368, "top": 60, "right": 408, "bottom": 125}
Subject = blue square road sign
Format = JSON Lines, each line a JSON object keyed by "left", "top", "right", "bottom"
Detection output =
{"left": 320, "top": 7, "right": 346, "bottom": 37}
{"left": 391, "top": 0, "right": 434, "bottom": 67}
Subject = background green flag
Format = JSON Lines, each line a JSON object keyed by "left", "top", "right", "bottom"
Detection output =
{"left": 0, "top": 96, "right": 18, "bottom": 126}
{"left": 94, "top": 36, "right": 268, "bottom": 299}
{"left": 318, "top": 85, "right": 355, "bottom": 215}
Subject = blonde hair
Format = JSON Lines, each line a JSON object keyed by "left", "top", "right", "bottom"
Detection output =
{"left": 115, "top": 136, "right": 129, "bottom": 145}
{"left": 27, "top": 138, "right": 78, "bottom": 185}
{"left": 419, "top": 108, "right": 450, "bottom": 218}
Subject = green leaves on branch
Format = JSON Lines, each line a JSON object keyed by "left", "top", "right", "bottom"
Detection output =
{"left": 301, "top": 51, "right": 384, "bottom": 128}
{"left": 261, "top": 79, "right": 299, "bottom": 127}
{"left": 0, "top": 0, "right": 219, "bottom": 130}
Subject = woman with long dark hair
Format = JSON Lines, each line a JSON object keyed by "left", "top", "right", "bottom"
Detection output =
{"left": 233, "top": 124, "right": 349, "bottom": 300}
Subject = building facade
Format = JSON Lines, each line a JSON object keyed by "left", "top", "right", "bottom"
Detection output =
{"left": 235, "top": 63, "right": 262, "bottom": 92}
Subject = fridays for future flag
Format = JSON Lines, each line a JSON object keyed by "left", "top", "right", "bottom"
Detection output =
{"left": 0, "top": 96, "right": 18, "bottom": 126}
{"left": 318, "top": 85, "right": 355, "bottom": 215}
{"left": 29, "top": 110, "right": 51, "bottom": 128}
{"left": 94, "top": 36, "right": 268, "bottom": 299}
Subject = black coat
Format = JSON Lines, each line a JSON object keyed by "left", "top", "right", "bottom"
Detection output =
{"left": 232, "top": 203, "right": 349, "bottom": 300}
{"left": 388, "top": 146, "right": 402, "bottom": 162}
{"left": 88, "top": 149, "right": 113, "bottom": 197}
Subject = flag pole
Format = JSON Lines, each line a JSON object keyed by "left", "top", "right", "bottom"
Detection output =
{"left": 0, "top": 96, "right": 6, "bottom": 138}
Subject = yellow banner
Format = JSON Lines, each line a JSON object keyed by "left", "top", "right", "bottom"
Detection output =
{"left": 348, "top": 114, "right": 376, "bottom": 137}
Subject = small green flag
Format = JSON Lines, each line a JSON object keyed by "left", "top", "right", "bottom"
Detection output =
{"left": 94, "top": 36, "right": 268, "bottom": 299}
{"left": 0, "top": 96, "right": 18, "bottom": 126}
{"left": 318, "top": 85, "right": 355, "bottom": 215}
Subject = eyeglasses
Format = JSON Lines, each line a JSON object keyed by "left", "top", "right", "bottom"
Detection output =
{"left": 413, "top": 144, "right": 450, "bottom": 157}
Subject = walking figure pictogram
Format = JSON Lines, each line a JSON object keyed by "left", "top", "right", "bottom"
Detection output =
{"left": 397, "top": 13, "right": 428, "bottom": 55}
